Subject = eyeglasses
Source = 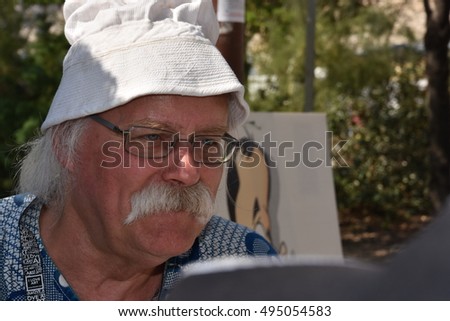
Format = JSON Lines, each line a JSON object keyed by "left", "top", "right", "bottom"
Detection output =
{"left": 90, "top": 114, "right": 240, "bottom": 165}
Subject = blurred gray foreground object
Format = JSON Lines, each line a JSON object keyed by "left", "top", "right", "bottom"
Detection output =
{"left": 168, "top": 196, "right": 450, "bottom": 300}
{"left": 167, "top": 256, "right": 380, "bottom": 300}
{"left": 369, "top": 196, "right": 450, "bottom": 300}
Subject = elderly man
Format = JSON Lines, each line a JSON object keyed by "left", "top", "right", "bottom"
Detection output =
{"left": 0, "top": 0, "right": 276, "bottom": 301}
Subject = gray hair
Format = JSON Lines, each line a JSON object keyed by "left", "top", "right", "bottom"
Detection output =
{"left": 16, "top": 118, "right": 89, "bottom": 211}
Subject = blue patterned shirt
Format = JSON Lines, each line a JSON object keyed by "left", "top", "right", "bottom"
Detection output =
{"left": 0, "top": 194, "right": 276, "bottom": 300}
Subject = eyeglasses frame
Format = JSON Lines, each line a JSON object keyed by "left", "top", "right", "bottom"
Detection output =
{"left": 89, "top": 114, "right": 240, "bottom": 165}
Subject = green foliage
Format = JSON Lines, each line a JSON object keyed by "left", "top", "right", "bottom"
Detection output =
{"left": 0, "top": 0, "right": 66, "bottom": 197}
{"left": 328, "top": 53, "right": 431, "bottom": 220}
{"left": 246, "top": 0, "right": 305, "bottom": 111}
{"left": 246, "top": 0, "right": 432, "bottom": 222}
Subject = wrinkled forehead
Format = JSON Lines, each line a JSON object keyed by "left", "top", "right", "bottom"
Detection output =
{"left": 102, "top": 94, "right": 230, "bottom": 133}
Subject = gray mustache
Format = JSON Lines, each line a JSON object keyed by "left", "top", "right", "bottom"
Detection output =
{"left": 124, "top": 182, "right": 214, "bottom": 225}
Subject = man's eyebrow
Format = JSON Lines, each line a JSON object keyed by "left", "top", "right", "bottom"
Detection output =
{"left": 131, "top": 119, "right": 170, "bottom": 129}
{"left": 196, "top": 125, "right": 229, "bottom": 135}
{"left": 129, "top": 119, "right": 228, "bottom": 134}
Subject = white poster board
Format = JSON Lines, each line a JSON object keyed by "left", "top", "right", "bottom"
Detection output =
{"left": 215, "top": 112, "right": 343, "bottom": 257}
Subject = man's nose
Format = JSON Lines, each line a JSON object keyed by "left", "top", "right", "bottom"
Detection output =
{"left": 161, "top": 143, "right": 201, "bottom": 186}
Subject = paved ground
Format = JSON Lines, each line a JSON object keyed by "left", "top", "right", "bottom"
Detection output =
{"left": 339, "top": 212, "right": 433, "bottom": 263}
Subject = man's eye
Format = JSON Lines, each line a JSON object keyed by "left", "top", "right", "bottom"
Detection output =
{"left": 200, "top": 137, "right": 221, "bottom": 146}
{"left": 142, "top": 133, "right": 162, "bottom": 141}
{"left": 133, "top": 132, "right": 173, "bottom": 142}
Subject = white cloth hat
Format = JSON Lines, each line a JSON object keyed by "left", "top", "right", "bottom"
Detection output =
{"left": 41, "top": 0, "right": 249, "bottom": 131}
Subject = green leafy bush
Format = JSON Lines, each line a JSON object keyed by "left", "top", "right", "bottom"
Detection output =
{"left": 246, "top": 0, "right": 432, "bottom": 223}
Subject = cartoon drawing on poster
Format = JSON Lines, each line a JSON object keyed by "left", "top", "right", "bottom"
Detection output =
{"left": 226, "top": 121, "right": 288, "bottom": 254}
{"left": 215, "top": 112, "right": 343, "bottom": 257}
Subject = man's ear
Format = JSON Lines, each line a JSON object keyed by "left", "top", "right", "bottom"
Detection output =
{"left": 52, "top": 132, "right": 76, "bottom": 172}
